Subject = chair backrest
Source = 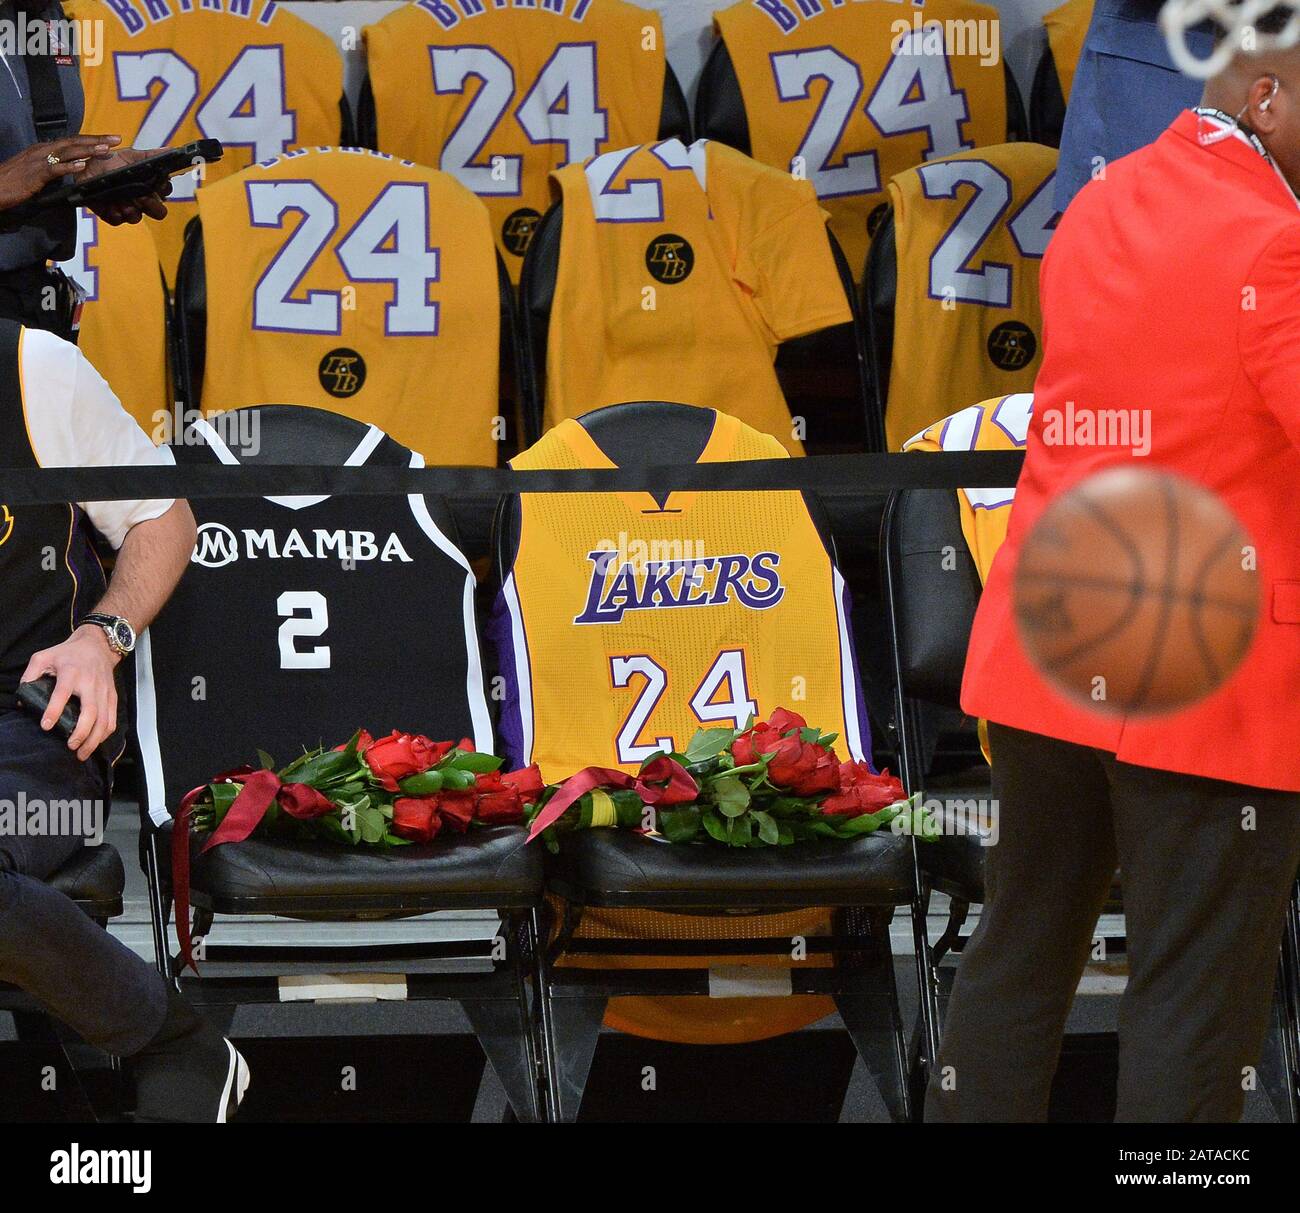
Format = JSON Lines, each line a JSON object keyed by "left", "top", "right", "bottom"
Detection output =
{"left": 173, "top": 147, "right": 513, "bottom": 467}
{"left": 134, "top": 405, "right": 492, "bottom": 825}
{"left": 695, "top": 5, "right": 1029, "bottom": 283}
{"left": 882, "top": 488, "right": 982, "bottom": 712}
{"left": 1029, "top": 43, "right": 1070, "bottom": 149}
{"left": 56, "top": 205, "right": 170, "bottom": 437}
{"left": 517, "top": 138, "right": 870, "bottom": 452}
{"left": 862, "top": 142, "right": 1060, "bottom": 450}
{"left": 1033, "top": 0, "right": 1095, "bottom": 146}
{"left": 67, "top": 0, "right": 350, "bottom": 284}
{"left": 489, "top": 401, "right": 869, "bottom": 781}
{"left": 357, "top": 0, "right": 691, "bottom": 283}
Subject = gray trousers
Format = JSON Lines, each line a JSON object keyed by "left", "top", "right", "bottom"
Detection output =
{"left": 926, "top": 722, "right": 1300, "bottom": 1122}
{"left": 0, "top": 708, "right": 167, "bottom": 1055}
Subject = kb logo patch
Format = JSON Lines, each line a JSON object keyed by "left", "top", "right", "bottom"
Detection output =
{"left": 987, "top": 321, "right": 1037, "bottom": 371}
{"left": 319, "top": 348, "right": 366, "bottom": 398}
{"left": 646, "top": 233, "right": 694, "bottom": 284}
{"left": 503, "top": 208, "right": 541, "bottom": 258}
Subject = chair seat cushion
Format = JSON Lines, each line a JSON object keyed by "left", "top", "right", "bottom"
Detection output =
{"left": 918, "top": 831, "right": 987, "bottom": 903}
{"left": 46, "top": 844, "right": 125, "bottom": 916}
{"left": 167, "top": 824, "right": 543, "bottom": 914}
{"left": 545, "top": 829, "right": 915, "bottom": 909}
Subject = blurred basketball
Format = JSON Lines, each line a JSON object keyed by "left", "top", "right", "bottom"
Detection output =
{"left": 1013, "top": 467, "right": 1259, "bottom": 715}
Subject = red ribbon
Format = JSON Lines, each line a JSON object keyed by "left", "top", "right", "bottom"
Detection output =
{"left": 526, "top": 755, "right": 698, "bottom": 843}
{"left": 170, "top": 768, "right": 331, "bottom": 972}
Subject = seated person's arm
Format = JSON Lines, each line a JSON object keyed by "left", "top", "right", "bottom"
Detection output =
{"left": 17, "top": 331, "right": 195, "bottom": 760}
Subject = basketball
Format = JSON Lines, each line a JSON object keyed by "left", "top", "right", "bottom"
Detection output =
{"left": 1014, "top": 466, "right": 1260, "bottom": 715}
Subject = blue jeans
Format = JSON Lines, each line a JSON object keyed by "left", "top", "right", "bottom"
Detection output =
{"left": 0, "top": 708, "right": 167, "bottom": 1055}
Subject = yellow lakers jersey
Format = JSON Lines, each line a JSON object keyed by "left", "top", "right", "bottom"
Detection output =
{"left": 902, "top": 392, "right": 1032, "bottom": 584}
{"left": 884, "top": 142, "right": 1058, "bottom": 450}
{"left": 714, "top": 0, "right": 1009, "bottom": 281}
{"left": 364, "top": 0, "right": 668, "bottom": 282}
{"left": 67, "top": 0, "right": 345, "bottom": 283}
{"left": 904, "top": 391, "right": 1032, "bottom": 765}
{"left": 497, "top": 408, "right": 869, "bottom": 1043}
{"left": 546, "top": 138, "right": 850, "bottom": 455}
{"left": 1044, "top": 0, "right": 1095, "bottom": 105}
{"left": 56, "top": 207, "right": 170, "bottom": 438}
{"left": 196, "top": 147, "right": 500, "bottom": 465}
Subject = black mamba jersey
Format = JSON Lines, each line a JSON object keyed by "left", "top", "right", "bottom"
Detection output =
{"left": 134, "top": 414, "right": 492, "bottom": 823}
{"left": 0, "top": 321, "right": 106, "bottom": 701}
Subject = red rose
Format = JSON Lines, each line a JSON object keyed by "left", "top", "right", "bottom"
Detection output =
{"left": 734, "top": 712, "right": 838, "bottom": 796}
{"left": 276, "top": 783, "right": 335, "bottom": 820}
{"left": 473, "top": 772, "right": 525, "bottom": 825}
{"left": 501, "top": 764, "right": 545, "bottom": 805}
{"left": 820, "top": 764, "right": 906, "bottom": 817}
{"left": 334, "top": 728, "right": 375, "bottom": 753}
{"left": 364, "top": 731, "right": 452, "bottom": 791}
{"left": 433, "top": 790, "right": 477, "bottom": 834}
{"left": 392, "top": 796, "right": 442, "bottom": 843}
{"left": 766, "top": 707, "right": 808, "bottom": 734}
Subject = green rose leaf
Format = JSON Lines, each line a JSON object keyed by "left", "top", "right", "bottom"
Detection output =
{"left": 752, "top": 810, "right": 780, "bottom": 846}
{"left": 726, "top": 814, "right": 753, "bottom": 847}
{"left": 398, "top": 769, "right": 444, "bottom": 795}
{"left": 445, "top": 750, "right": 502, "bottom": 774}
{"left": 684, "top": 727, "right": 735, "bottom": 765}
{"left": 702, "top": 809, "right": 730, "bottom": 843}
{"left": 659, "top": 806, "right": 703, "bottom": 843}
{"left": 713, "top": 776, "right": 751, "bottom": 818}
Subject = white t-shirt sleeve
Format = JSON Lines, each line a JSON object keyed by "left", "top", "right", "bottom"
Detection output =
{"left": 20, "top": 327, "right": 175, "bottom": 550}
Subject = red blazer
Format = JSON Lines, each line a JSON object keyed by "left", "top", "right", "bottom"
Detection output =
{"left": 963, "top": 111, "right": 1300, "bottom": 792}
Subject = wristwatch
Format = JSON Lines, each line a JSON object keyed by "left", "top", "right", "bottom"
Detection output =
{"left": 80, "top": 613, "right": 137, "bottom": 657}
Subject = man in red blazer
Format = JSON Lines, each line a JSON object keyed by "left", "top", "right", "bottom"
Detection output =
{"left": 928, "top": 24, "right": 1300, "bottom": 1122}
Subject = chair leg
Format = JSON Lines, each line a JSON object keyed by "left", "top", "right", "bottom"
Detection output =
{"left": 1277, "top": 883, "right": 1300, "bottom": 1122}
{"left": 144, "top": 830, "right": 176, "bottom": 982}
{"left": 908, "top": 873, "right": 942, "bottom": 1119}
{"left": 460, "top": 911, "right": 545, "bottom": 1123}
{"left": 532, "top": 904, "right": 606, "bottom": 1124}
{"left": 832, "top": 906, "right": 912, "bottom": 1123}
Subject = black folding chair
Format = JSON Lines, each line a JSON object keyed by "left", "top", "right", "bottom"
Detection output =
{"left": 880, "top": 487, "right": 988, "bottom": 1111}
{"left": 1029, "top": 40, "right": 1070, "bottom": 147}
{"left": 134, "top": 405, "right": 549, "bottom": 1121}
{"left": 495, "top": 400, "right": 917, "bottom": 1122}
{"left": 0, "top": 845, "right": 126, "bottom": 1120}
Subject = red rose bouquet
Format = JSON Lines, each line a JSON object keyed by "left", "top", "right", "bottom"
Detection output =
{"left": 181, "top": 729, "right": 545, "bottom": 849}
{"left": 170, "top": 730, "right": 546, "bottom": 970}
{"left": 525, "top": 708, "right": 931, "bottom": 851}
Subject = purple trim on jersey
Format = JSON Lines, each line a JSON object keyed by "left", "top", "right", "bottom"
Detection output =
{"left": 487, "top": 586, "right": 527, "bottom": 768}
{"left": 839, "top": 573, "right": 874, "bottom": 770}
{"left": 989, "top": 394, "right": 1028, "bottom": 446}
{"left": 768, "top": 46, "right": 878, "bottom": 202}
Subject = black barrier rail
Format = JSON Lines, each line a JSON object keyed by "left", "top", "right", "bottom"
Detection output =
{"left": 0, "top": 450, "right": 1025, "bottom": 506}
